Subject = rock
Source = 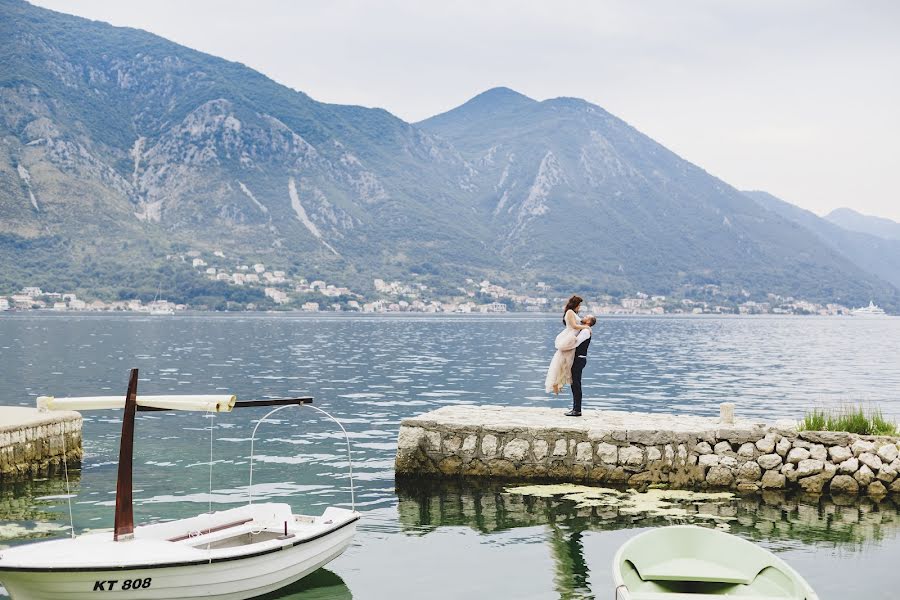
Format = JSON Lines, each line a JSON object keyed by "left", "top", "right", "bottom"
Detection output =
{"left": 796, "top": 459, "right": 824, "bottom": 478}
{"left": 462, "top": 434, "right": 478, "bottom": 455}
{"left": 677, "top": 444, "right": 688, "bottom": 461}
{"left": 695, "top": 441, "right": 713, "bottom": 455}
{"left": 706, "top": 466, "right": 735, "bottom": 487}
{"left": 809, "top": 444, "right": 827, "bottom": 461}
{"left": 782, "top": 463, "right": 798, "bottom": 482}
{"left": 838, "top": 456, "right": 859, "bottom": 474}
{"left": 647, "top": 446, "right": 662, "bottom": 461}
{"left": 877, "top": 463, "right": 897, "bottom": 483}
{"left": 698, "top": 454, "right": 720, "bottom": 467}
{"left": 552, "top": 439, "right": 568, "bottom": 457}
{"left": 437, "top": 456, "right": 463, "bottom": 475}
{"left": 877, "top": 443, "right": 899, "bottom": 463}
{"left": 502, "top": 438, "right": 530, "bottom": 461}
{"left": 828, "top": 445, "right": 853, "bottom": 463}
{"left": 481, "top": 434, "right": 499, "bottom": 458}
{"left": 798, "top": 473, "right": 830, "bottom": 494}
{"left": 890, "top": 479, "right": 900, "bottom": 493}
{"left": 425, "top": 430, "right": 441, "bottom": 451}
{"left": 868, "top": 481, "right": 888, "bottom": 496}
{"left": 755, "top": 436, "right": 776, "bottom": 454}
{"left": 738, "top": 442, "right": 756, "bottom": 458}
{"left": 443, "top": 435, "right": 462, "bottom": 453}
{"left": 799, "top": 430, "right": 851, "bottom": 445}
{"left": 854, "top": 464, "right": 875, "bottom": 486}
{"left": 775, "top": 437, "right": 792, "bottom": 457}
{"left": 487, "top": 458, "right": 517, "bottom": 478}
{"left": 761, "top": 470, "right": 786, "bottom": 489}
{"left": 757, "top": 454, "right": 783, "bottom": 470}
{"left": 664, "top": 444, "right": 675, "bottom": 464}
{"left": 787, "top": 447, "right": 810, "bottom": 464}
{"left": 859, "top": 452, "right": 883, "bottom": 471}
{"left": 618, "top": 446, "right": 644, "bottom": 467}
{"left": 397, "top": 426, "right": 425, "bottom": 450}
{"left": 851, "top": 439, "right": 875, "bottom": 457}
{"left": 714, "top": 441, "right": 733, "bottom": 455}
{"left": 575, "top": 442, "right": 593, "bottom": 463}
{"left": 596, "top": 442, "right": 618, "bottom": 464}
{"left": 720, "top": 456, "right": 738, "bottom": 468}
{"left": 532, "top": 439, "right": 548, "bottom": 461}
{"left": 830, "top": 474, "right": 860, "bottom": 495}
{"left": 737, "top": 461, "right": 762, "bottom": 481}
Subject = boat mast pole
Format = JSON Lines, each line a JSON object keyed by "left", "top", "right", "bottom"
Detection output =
{"left": 113, "top": 368, "right": 138, "bottom": 542}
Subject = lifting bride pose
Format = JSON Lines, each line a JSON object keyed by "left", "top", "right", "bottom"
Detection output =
{"left": 544, "top": 295, "right": 594, "bottom": 399}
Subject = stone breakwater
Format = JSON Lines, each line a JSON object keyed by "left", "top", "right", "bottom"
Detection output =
{"left": 0, "top": 407, "right": 82, "bottom": 480}
{"left": 395, "top": 406, "right": 900, "bottom": 497}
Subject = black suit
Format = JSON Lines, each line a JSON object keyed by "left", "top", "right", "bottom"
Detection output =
{"left": 570, "top": 335, "right": 591, "bottom": 412}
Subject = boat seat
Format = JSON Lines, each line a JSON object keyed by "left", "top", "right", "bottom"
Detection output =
{"left": 639, "top": 557, "right": 751, "bottom": 584}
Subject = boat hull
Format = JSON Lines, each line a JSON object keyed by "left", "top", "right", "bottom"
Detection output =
{"left": 0, "top": 521, "right": 355, "bottom": 600}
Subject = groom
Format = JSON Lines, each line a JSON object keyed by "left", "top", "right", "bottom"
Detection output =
{"left": 566, "top": 315, "right": 596, "bottom": 417}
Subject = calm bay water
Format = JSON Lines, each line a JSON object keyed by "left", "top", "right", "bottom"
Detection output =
{"left": 1, "top": 313, "right": 899, "bottom": 598}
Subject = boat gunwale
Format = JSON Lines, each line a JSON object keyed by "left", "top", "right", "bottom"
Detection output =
{"left": 0, "top": 514, "right": 358, "bottom": 573}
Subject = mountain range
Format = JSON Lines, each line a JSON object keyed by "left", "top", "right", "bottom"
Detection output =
{"left": 1, "top": 0, "right": 898, "bottom": 310}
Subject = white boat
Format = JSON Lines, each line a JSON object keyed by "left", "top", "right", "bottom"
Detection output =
{"left": 613, "top": 525, "right": 818, "bottom": 599}
{"left": 148, "top": 303, "right": 175, "bottom": 316}
{"left": 851, "top": 301, "right": 886, "bottom": 317}
{"left": 0, "top": 369, "right": 359, "bottom": 600}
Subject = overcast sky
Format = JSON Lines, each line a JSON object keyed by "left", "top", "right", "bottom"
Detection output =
{"left": 33, "top": 0, "right": 900, "bottom": 221}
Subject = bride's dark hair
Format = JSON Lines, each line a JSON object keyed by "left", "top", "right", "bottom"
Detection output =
{"left": 563, "top": 295, "right": 583, "bottom": 323}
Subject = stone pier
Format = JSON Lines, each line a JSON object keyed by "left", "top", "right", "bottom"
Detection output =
{"left": 0, "top": 407, "right": 82, "bottom": 480}
{"left": 395, "top": 405, "right": 900, "bottom": 497}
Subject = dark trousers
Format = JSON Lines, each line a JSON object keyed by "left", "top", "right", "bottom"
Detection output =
{"left": 571, "top": 357, "right": 586, "bottom": 412}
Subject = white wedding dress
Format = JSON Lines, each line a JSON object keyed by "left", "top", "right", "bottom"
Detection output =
{"left": 544, "top": 311, "right": 582, "bottom": 394}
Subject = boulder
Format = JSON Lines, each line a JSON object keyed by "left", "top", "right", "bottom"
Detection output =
{"left": 808, "top": 444, "right": 827, "bottom": 461}
{"left": 877, "top": 443, "right": 899, "bottom": 464}
{"left": 796, "top": 459, "right": 824, "bottom": 478}
{"left": 851, "top": 439, "right": 875, "bottom": 457}
{"left": 838, "top": 456, "right": 859, "bottom": 474}
{"left": 890, "top": 479, "right": 900, "bottom": 493}
{"left": 552, "top": 439, "right": 568, "bottom": 457}
{"left": 775, "top": 437, "right": 792, "bottom": 457}
{"left": 858, "top": 452, "right": 883, "bottom": 471}
{"left": 503, "top": 438, "right": 530, "bottom": 461}
{"left": 532, "top": 439, "right": 548, "bottom": 461}
{"left": 868, "top": 481, "right": 888, "bottom": 496}
{"left": 596, "top": 442, "right": 618, "bottom": 464}
{"left": 698, "top": 454, "right": 720, "bottom": 467}
{"left": 829, "top": 474, "right": 860, "bottom": 495}
{"left": 720, "top": 456, "right": 738, "bottom": 468}
{"left": 854, "top": 464, "right": 875, "bottom": 486}
{"left": 618, "top": 446, "right": 644, "bottom": 467}
{"left": 782, "top": 463, "right": 799, "bottom": 482}
{"left": 481, "top": 434, "right": 499, "bottom": 458}
{"left": 799, "top": 430, "right": 851, "bottom": 446}
{"left": 757, "top": 454, "right": 783, "bottom": 470}
{"left": 755, "top": 436, "right": 776, "bottom": 454}
{"left": 646, "top": 446, "right": 662, "bottom": 461}
{"left": 695, "top": 441, "right": 713, "bottom": 455}
{"left": 575, "top": 442, "right": 593, "bottom": 463}
{"left": 877, "top": 463, "right": 897, "bottom": 484}
{"left": 706, "top": 466, "right": 735, "bottom": 487}
{"left": 798, "top": 473, "right": 830, "bottom": 494}
{"left": 828, "top": 445, "right": 853, "bottom": 464}
{"left": 761, "top": 470, "right": 786, "bottom": 489}
{"left": 737, "top": 461, "right": 762, "bottom": 481}
{"left": 714, "top": 441, "right": 733, "bottom": 455}
{"left": 787, "top": 447, "right": 810, "bottom": 464}
{"left": 738, "top": 442, "right": 756, "bottom": 458}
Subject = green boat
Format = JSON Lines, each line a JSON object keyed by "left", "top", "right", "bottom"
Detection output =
{"left": 613, "top": 525, "right": 818, "bottom": 599}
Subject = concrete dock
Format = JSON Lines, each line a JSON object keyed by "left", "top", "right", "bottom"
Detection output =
{"left": 0, "top": 407, "right": 82, "bottom": 480}
{"left": 395, "top": 405, "right": 900, "bottom": 496}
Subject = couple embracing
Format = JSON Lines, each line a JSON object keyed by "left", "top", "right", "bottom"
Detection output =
{"left": 544, "top": 295, "right": 596, "bottom": 417}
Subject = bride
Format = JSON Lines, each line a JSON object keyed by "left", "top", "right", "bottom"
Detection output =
{"left": 545, "top": 295, "right": 592, "bottom": 394}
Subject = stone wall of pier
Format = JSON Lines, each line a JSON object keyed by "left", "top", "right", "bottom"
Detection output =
{"left": 395, "top": 406, "right": 900, "bottom": 497}
{"left": 0, "top": 409, "right": 82, "bottom": 480}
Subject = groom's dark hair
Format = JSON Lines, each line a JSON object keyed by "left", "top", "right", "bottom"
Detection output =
{"left": 584, "top": 315, "right": 597, "bottom": 326}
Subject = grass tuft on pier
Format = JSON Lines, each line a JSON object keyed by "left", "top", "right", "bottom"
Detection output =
{"left": 799, "top": 405, "right": 897, "bottom": 436}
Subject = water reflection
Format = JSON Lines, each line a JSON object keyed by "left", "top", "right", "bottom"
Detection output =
{"left": 397, "top": 479, "right": 900, "bottom": 598}
{"left": 252, "top": 570, "right": 351, "bottom": 600}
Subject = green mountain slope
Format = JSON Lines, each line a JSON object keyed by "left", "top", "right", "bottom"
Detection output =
{"left": 1, "top": 0, "right": 897, "bottom": 309}
{"left": 747, "top": 191, "right": 900, "bottom": 291}
{"left": 419, "top": 88, "right": 898, "bottom": 306}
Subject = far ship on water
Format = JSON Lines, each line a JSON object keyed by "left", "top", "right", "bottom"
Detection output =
{"left": 851, "top": 301, "right": 887, "bottom": 317}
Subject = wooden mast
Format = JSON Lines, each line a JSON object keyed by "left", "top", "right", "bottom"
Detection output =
{"left": 113, "top": 368, "right": 138, "bottom": 541}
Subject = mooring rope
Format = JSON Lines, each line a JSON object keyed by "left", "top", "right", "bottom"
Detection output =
{"left": 248, "top": 404, "right": 355, "bottom": 511}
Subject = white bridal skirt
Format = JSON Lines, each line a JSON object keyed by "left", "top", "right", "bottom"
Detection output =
{"left": 544, "top": 329, "right": 579, "bottom": 393}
